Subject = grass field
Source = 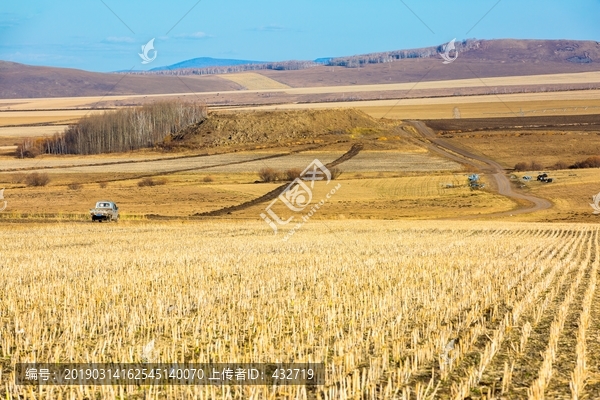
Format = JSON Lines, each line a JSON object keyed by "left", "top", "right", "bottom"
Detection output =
{"left": 2, "top": 220, "right": 600, "bottom": 399}
{"left": 0, "top": 164, "right": 504, "bottom": 219}
{"left": 1, "top": 72, "right": 600, "bottom": 128}
{"left": 0, "top": 126, "right": 68, "bottom": 138}
{"left": 0, "top": 110, "right": 103, "bottom": 127}
{"left": 240, "top": 92, "right": 600, "bottom": 120}
{"left": 219, "top": 72, "right": 291, "bottom": 90}
{"left": 3, "top": 72, "right": 600, "bottom": 400}
{"left": 445, "top": 131, "right": 600, "bottom": 170}
{"left": 505, "top": 169, "right": 600, "bottom": 223}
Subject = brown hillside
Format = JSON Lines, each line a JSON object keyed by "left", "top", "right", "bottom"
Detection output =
{"left": 0, "top": 61, "right": 242, "bottom": 99}
{"left": 258, "top": 39, "right": 600, "bottom": 87}
{"left": 165, "top": 109, "right": 382, "bottom": 148}
{"left": 5, "top": 39, "right": 600, "bottom": 99}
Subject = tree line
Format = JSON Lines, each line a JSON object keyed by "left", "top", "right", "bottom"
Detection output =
{"left": 17, "top": 101, "right": 207, "bottom": 157}
{"left": 130, "top": 39, "right": 481, "bottom": 77}
{"left": 130, "top": 61, "right": 321, "bottom": 77}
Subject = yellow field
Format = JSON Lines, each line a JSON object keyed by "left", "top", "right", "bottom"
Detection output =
{"left": 0, "top": 110, "right": 103, "bottom": 127}
{"left": 445, "top": 131, "right": 600, "bottom": 170}
{"left": 507, "top": 169, "right": 600, "bottom": 223}
{"left": 0, "top": 170, "right": 515, "bottom": 221}
{"left": 1, "top": 71, "right": 598, "bottom": 109}
{"left": 2, "top": 220, "right": 599, "bottom": 399}
{"left": 5, "top": 98, "right": 598, "bottom": 127}
{"left": 0, "top": 126, "right": 68, "bottom": 138}
{"left": 219, "top": 72, "right": 291, "bottom": 90}
{"left": 239, "top": 92, "right": 600, "bottom": 119}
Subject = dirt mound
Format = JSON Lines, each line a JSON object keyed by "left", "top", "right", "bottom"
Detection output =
{"left": 165, "top": 109, "right": 382, "bottom": 148}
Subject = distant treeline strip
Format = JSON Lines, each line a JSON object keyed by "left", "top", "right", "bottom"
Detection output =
{"left": 131, "top": 61, "right": 322, "bottom": 76}
{"left": 128, "top": 40, "right": 478, "bottom": 76}
{"left": 17, "top": 101, "right": 207, "bottom": 156}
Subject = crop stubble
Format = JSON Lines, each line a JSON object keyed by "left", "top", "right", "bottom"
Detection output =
{"left": 1, "top": 220, "right": 599, "bottom": 399}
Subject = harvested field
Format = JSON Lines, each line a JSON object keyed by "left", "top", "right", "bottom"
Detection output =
{"left": 430, "top": 115, "right": 600, "bottom": 169}
{"left": 0, "top": 125, "right": 68, "bottom": 138}
{"left": 2, "top": 71, "right": 600, "bottom": 115}
{"left": 340, "top": 151, "right": 460, "bottom": 172}
{"left": 237, "top": 91, "right": 600, "bottom": 119}
{"left": 445, "top": 132, "right": 600, "bottom": 170}
{"left": 0, "top": 110, "right": 102, "bottom": 127}
{"left": 218, "top": 72, "right": 291, "bottom": 90}
{"left": 425, "top": 114, "right": 600, "bottom": 132}
{"left": 2, "top": 220, "right": 600, "bottom": 399}
{"left": 0, "top": 152, "right": 282, "bottom": 175}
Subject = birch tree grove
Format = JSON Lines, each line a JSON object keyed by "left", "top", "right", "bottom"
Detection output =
{"left": 38, "top": 101, "right": 207, "bottom": 155}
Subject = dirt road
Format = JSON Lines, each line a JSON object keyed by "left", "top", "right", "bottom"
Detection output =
{"left": 408, "top": 121, "right": 552, "bottom": 217}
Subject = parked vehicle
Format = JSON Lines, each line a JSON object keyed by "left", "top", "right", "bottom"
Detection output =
{"left": 536, "top": 173, "right": 553, "bottom": 183}
{"left": 89, "top": 201, "right": 119, "bottom": 222}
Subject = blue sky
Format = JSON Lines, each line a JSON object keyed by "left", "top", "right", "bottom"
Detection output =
{"left": 1, "top": 0, "right": 599, "bottom": 72}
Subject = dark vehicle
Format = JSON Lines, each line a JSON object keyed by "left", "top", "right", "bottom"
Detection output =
{"left": 537, "top": 173, "right": 553, "bottom": 183}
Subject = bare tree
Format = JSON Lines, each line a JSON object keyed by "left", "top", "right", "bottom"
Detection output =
{"left": 22, "top": 101, "right": 207, "bottom": 156}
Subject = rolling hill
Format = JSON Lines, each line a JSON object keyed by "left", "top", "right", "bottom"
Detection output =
{"left": 2, "top": 39, "right": 600, "bottom": 99}
{"left": 0, "top": 61, "right": 242, "bottom": 99}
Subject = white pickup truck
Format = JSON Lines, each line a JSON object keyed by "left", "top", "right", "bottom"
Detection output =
{"left": 90, "top": 201, "right": 119, "bottom": 222}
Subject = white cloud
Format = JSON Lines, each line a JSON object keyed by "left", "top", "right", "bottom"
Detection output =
{"left": 175, "top": 32, "right": 212, "bottom": 39}
{"left": 104, "top": 36, "right": 136, "bottom": 43}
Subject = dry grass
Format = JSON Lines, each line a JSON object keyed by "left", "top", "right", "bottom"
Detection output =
{"left": 1, "top": 220, "right": 598, "bottom": 399}
{"left": 445, "top": 131, "right": 600, "bottom": 169}
{"left": 0, "top": 172, "right": 517, "bottom": 219}
{"left": 219, "top": 72, "right": 291, "bottom": 90}
{"left": 509, "top": 168, "right": 600, "bottom": 223}
{"left": 24, "top": 172, "right": 50, "bottom": 187}
{"left": 0, "top": 125, "right": 68, "bottom": 138}
{"left": 137, "top": 177, "right": 167, "bottom": 187}
{"left": 0, "top": 150, "right": 445, "bottom": 176}
{"left": 0, "top": 110, "right": 102, "bottom": 127}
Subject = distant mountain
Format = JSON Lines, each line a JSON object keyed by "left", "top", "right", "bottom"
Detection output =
{"left": 150, "top": 57, "right": 266, "bottom": 71}
{"left": 258, "top": 39, "right": 600, "bottom": 88}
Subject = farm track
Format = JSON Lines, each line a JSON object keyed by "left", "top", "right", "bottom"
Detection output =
{"left": 407, "top": 121, "right": 553, "bottom": 217}
{"left": 193, "top": 143, "right": 364, "bottom": 217}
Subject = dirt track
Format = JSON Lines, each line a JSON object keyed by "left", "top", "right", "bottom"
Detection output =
{"left": 408, "top": 121, "right": 552, "bottom": 217}
{"left": 195, "top": 144, "right": 364, "bottom": 217}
